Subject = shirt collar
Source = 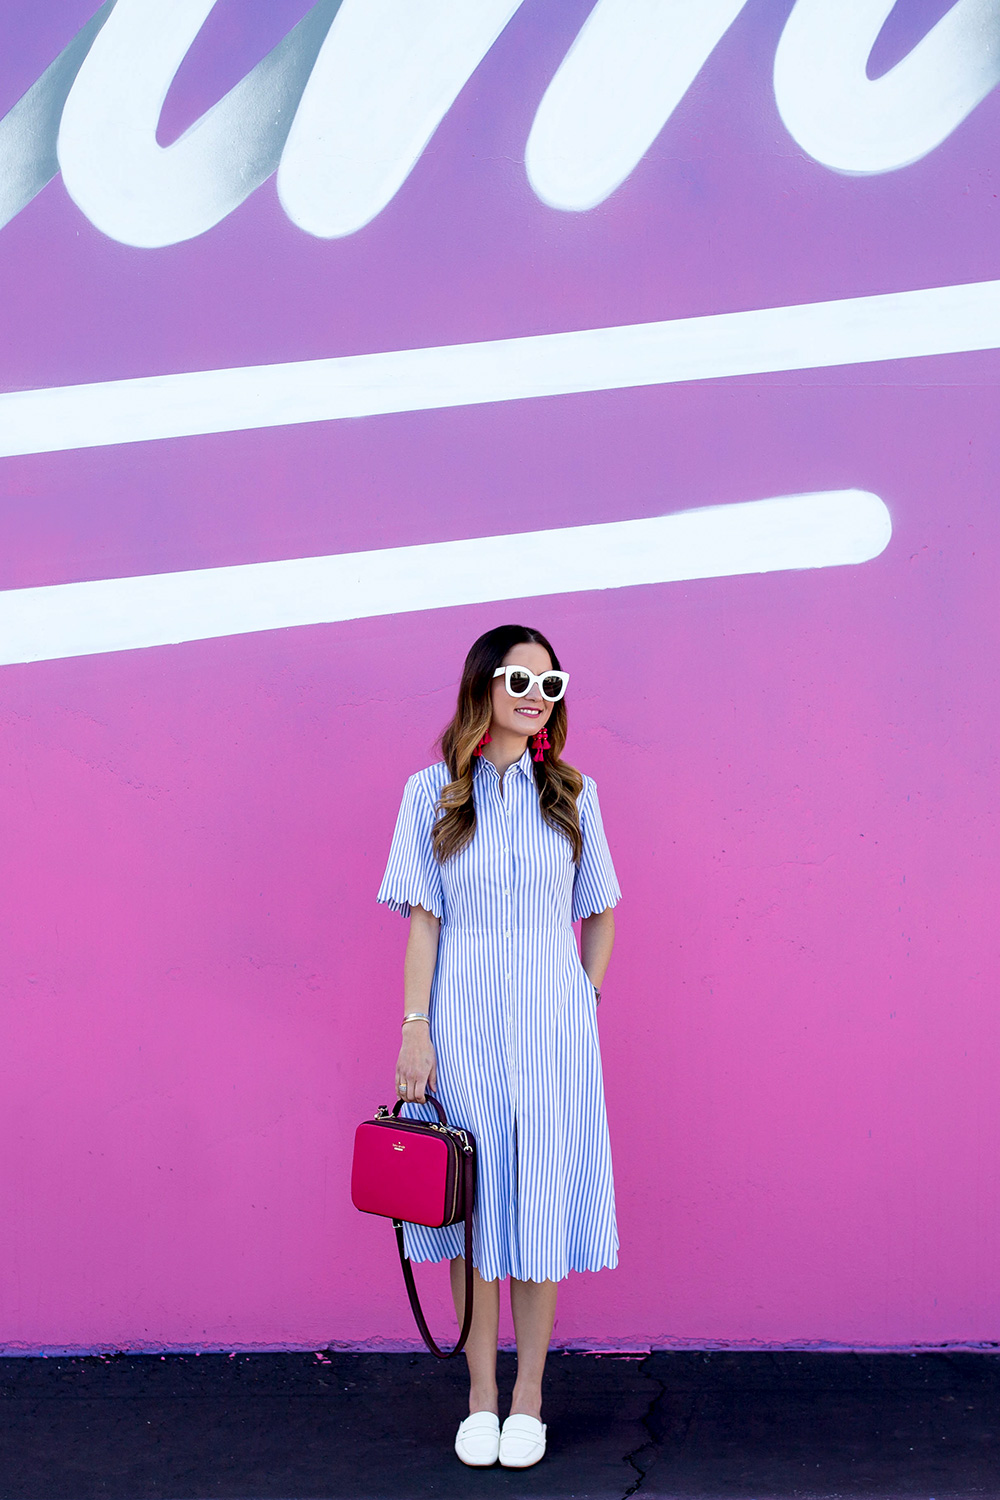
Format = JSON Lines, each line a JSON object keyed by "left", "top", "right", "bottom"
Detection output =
{"left": 513, "top": 745, "right": 536, "bottom": 780}
{"left": 473, "top": 745, "right": 536, "bottom": 783}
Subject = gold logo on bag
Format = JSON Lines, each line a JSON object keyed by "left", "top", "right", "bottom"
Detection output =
{"left": 393, "top": 1142, "right": 405, "bottom": 1151}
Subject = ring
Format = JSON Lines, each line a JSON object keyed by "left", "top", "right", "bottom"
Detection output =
{"left": 397, "top": 1083, "right": 406, "bottom": 1094}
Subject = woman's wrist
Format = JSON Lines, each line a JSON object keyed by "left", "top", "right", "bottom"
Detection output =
{"left": 401, "top": 1011, "right": 431, "bottom": 1027}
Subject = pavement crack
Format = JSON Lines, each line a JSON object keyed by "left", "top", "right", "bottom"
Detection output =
{"left": 620, "top": 1352, "right": 667, "bottom": 1496}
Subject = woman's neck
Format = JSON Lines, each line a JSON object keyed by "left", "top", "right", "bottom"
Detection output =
{"left": 481, "top": 726, "right": 530, "bottom": 776}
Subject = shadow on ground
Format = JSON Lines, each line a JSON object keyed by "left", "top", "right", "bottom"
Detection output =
{"left": 0, "top": 1350, "right": 996, "bottom": 1499}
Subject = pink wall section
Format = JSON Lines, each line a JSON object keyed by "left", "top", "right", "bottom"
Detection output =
{"left": 1, "top": 1, "right": 998, "bottom": 1352}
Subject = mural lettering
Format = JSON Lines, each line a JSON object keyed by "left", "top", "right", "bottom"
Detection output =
{"left": 0, "top": 1, "right": 991, "bottom": 664}
{"left": 0, "top": 0, "right": 996, "bottom": 245}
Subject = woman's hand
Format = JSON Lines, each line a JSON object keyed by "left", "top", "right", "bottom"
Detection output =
{"left": 396, "top": 1021, "right": 437, "bottom": 1104}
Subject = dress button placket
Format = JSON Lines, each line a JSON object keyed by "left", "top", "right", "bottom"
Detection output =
{"left": 503, "top": 781, "right": 517, "bottom": 1259}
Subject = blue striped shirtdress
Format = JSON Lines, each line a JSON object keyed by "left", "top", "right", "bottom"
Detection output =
{"left": 376, "top": 746, "right": 621, "bottom": 1283}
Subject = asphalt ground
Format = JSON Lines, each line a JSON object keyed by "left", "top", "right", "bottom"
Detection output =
{"left": 0, "top": 1349, "right": 996, "bottom": 1499}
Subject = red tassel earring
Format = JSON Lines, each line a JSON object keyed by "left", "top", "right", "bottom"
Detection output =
{"left": 473, "top": 730, "right": 492, "bottom": 756}
{"left": 532, "top": 725, "right": 551, "bottom": 762}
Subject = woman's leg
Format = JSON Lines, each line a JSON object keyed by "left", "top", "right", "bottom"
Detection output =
{"left": 509, "top": 1278, "right": 558, "bottom": 1419}
{"left": 450, "top": 1257, "right": 500, "bottom": 1415}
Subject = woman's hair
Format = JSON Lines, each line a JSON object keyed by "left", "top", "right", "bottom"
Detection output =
{"left": 433, "top": 624, "right": 584, "bottom": 864}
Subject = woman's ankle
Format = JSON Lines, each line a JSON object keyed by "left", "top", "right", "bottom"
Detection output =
{"left": 509, "top": 1385, "right": 542, "bottom": 1421}
{"left": 468, "top": 1385, "right": 499, "bottom": 1416}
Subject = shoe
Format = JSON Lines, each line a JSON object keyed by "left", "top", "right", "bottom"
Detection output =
{"left": 499, "top": 1413, "right": 547, "bottom": 1468}
{"left": 455, "top": 1411, "right": 500, "bottom": 1466}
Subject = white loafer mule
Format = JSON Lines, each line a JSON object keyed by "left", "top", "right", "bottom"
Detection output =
{"left": 499, "top": 1413, "right": 547, "bottom": 1468}
{"left": 455, "top": 1411, "right": 500, "bottom": 1466}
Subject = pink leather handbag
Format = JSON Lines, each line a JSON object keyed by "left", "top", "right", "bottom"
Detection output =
{"left": 351, "top": 1092, "right": 477, "bottom": 1358}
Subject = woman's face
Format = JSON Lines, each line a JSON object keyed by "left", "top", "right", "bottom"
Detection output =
{"left": 489, "top": 640, "right": 555, "bottom": 739}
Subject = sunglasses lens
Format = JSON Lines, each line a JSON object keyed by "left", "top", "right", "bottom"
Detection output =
{"left": 507, "top": 669, "right": 531, "bottom": 695}
{"left": 541, "top": 675, "right": 565, "bottom": 700}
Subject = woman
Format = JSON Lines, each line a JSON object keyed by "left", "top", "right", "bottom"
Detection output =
{"left": 376, "top": 624, "right": 620, "bottom": 1469}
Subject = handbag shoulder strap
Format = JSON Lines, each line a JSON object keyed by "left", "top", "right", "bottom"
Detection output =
{"left": 392, "top": 1145, "right": 477, "bottom": 1360}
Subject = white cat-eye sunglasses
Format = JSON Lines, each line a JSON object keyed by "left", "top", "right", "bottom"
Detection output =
{"left": 493, "top": 665, "right": 570, "bottom": 701}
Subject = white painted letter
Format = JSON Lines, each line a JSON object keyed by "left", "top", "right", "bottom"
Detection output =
{"left": 774, "top": 0, "right": 1000, "bottom": 175}
{"left": 0, "top": 1, "right": 115, "bottom": 233}
{"left": 277, "top": 0, "right": 524, "bottom": 239}
{"left": 526, "top": 0, "right": 750, "bottom": 212}
{"left": 57, "top": 0, "right": 341, "bottom": 248}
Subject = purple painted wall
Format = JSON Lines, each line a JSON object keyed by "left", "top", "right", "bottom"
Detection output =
{"left": 1, "top": 0, "right": 997, "bottom": 1352}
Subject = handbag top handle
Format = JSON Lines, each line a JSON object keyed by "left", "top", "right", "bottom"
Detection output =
{"left": 390, "top": 1092, "right": 448, "bottom": 1126}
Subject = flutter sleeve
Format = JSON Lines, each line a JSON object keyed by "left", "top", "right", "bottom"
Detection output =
{"left": 572, "top": 776, "right": 622, "bottom": 922}
{"left": 376, "top": 773, "right": 445, "bottom": 920}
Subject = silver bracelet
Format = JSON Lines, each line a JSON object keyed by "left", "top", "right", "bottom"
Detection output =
{"left": 401, "top": 1011, "right": 431, "bottom": 1027}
